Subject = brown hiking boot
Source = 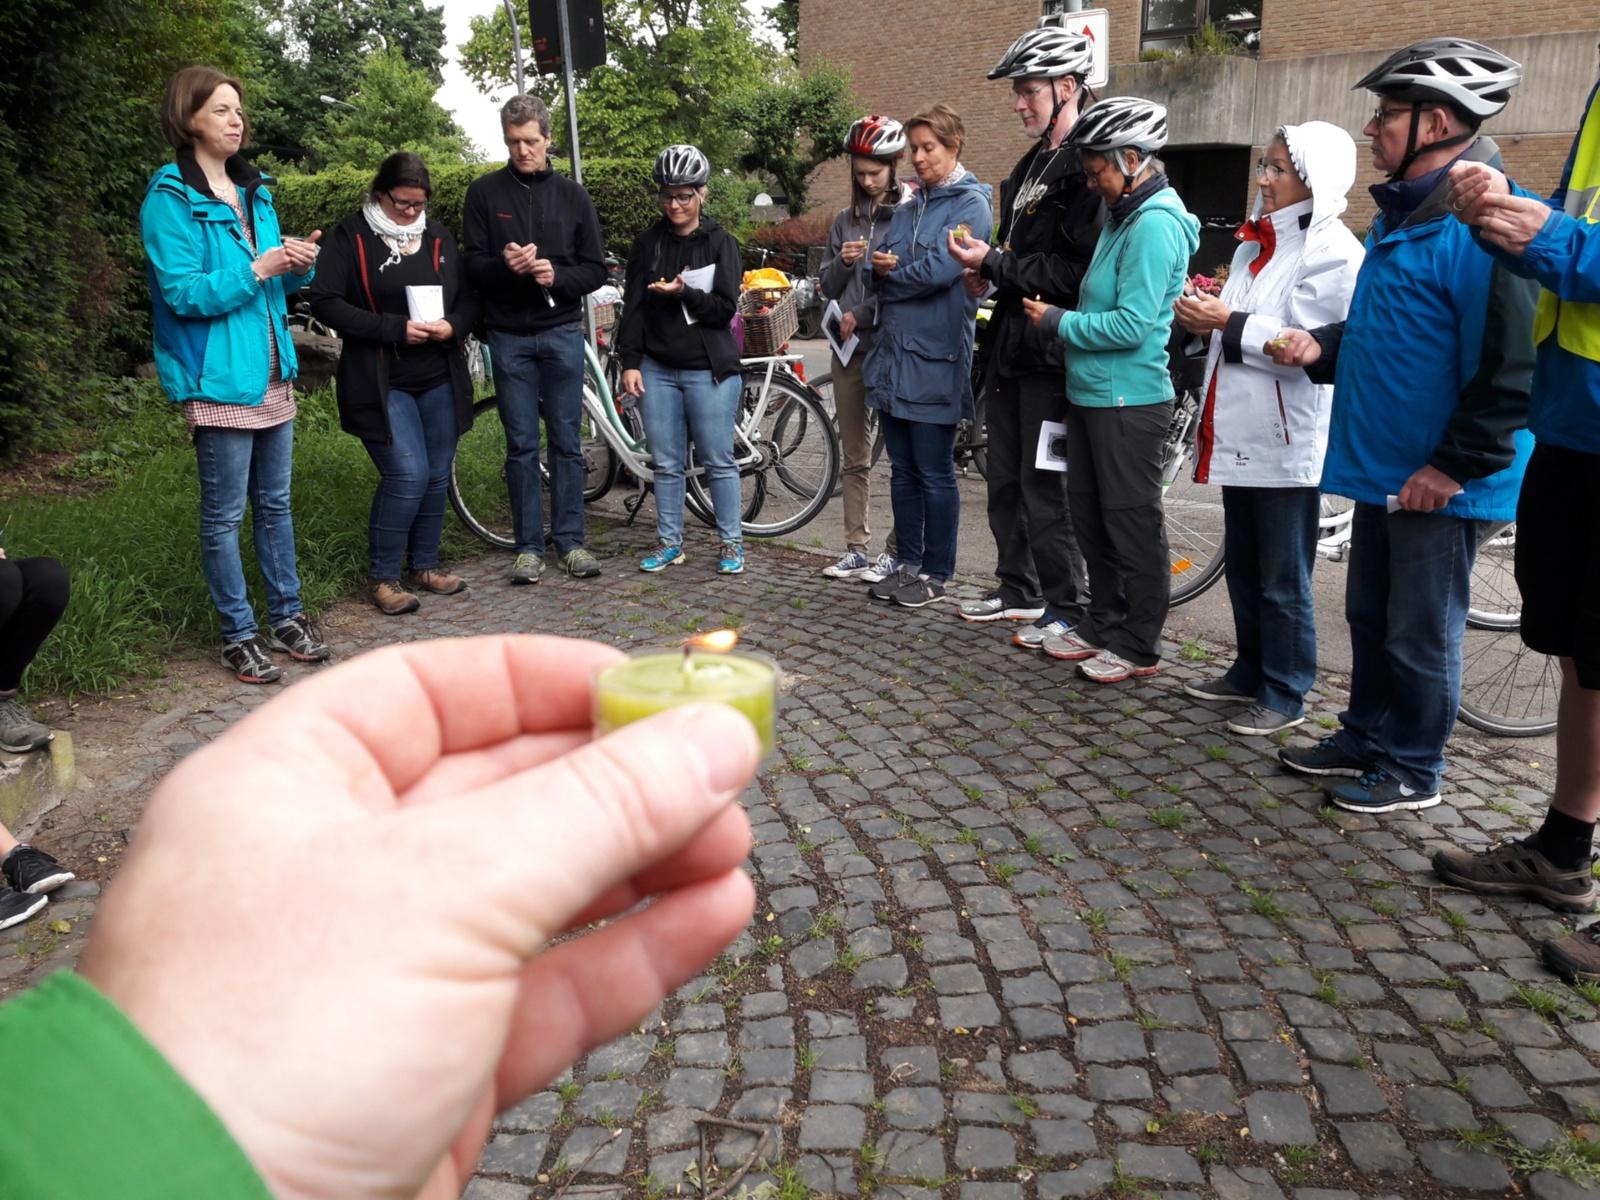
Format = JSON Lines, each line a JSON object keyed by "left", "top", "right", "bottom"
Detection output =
{"left": 407, "top": 567, "right": 465, "bottom": 595}
{"left": 1542, "top": 932, "right": 1600, "bottom": 983}
{"left": 1433, "top": 837, "right": 1599, "bottom": 914}
{"left": 369, "top": 579, "right": 421, "bottom": 615}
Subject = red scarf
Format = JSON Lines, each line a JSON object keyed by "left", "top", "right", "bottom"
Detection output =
{"left": 1237, "top": 217, "right": 1277, "bottom": 277}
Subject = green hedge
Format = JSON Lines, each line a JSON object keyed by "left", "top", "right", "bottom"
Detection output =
{"left": 272, "top": 158, "right": 765, "bottom": 259}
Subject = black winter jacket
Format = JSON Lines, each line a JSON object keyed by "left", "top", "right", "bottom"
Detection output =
{"left": 614, "top": 216, "right": 743, "bottom": 381}
{"left": 308, "top": 213, "right": 479, "bottom": 443}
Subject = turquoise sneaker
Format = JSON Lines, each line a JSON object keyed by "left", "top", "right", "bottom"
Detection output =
{"left": 717, "top": 541, "right": 745, "bottom": 575}
{"left": 639, "top": 544, "right": 685, "bottom": 572}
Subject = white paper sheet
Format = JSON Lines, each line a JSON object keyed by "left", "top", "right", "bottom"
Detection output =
{"left": 1035, "top": 419, "right": 1069, "bottom": 473}
{"left": 821, "top": 300, "right": 860, "bottom": 367}
{"left": 405, "top": 285, "right": 444, "bottom": 323}
{"left": 1385, "top": 494, "right": 1402, "bottom": 513}
{"left": 679, "top": 264, "right": 716, "bottom": 325}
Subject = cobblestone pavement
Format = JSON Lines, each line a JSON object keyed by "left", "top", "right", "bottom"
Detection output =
{"left": 3, "top": 516, "right": 1596, "bottom": 1200}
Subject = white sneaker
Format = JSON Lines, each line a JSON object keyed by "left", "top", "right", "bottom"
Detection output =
{"left": 1013, "top": 617, "right": 1073, "bottom": 650}
{"left": 958, "top": 594, "right": 1046, "bottom": 623}
{"left": 859, "top": 553, "right": 896, "bottom": 585}
{"left": 1079, "top": 649, "right": 1161, "bottom": 684}
{"left": 822, "top": 550, "right": 873, "bottom": 580}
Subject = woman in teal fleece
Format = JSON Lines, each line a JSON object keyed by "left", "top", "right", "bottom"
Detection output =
{"left": 1024, "top": 97, "right": 1199, "bottom": 684}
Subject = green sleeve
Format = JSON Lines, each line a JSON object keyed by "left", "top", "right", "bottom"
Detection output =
{"left": 0, "top": 972, "right": 273, "bottom": 1200}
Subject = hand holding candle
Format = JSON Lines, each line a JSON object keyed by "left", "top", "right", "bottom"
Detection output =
{"left": 594, "top": 630, "right": 778, "bottom": 756}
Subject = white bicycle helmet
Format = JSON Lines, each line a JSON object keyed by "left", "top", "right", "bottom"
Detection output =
{"left": 652, "top": 144, "right": 711, "bottom": 188}
{"left": 988, "top": 24, "right": 1094, "bottom": 80}
{"left": 1354, "top": 37, "right": 1521, "bottom": 122}
{"left": 1066, "top": 97, "right": 1168, "bottom": 155}
{"left": 845, "top": 115, "right": 907, "bottom": 159}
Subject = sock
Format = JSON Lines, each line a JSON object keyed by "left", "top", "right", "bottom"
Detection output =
{"left": 1534, "top": 809, "right": 1596, "bottom": 871}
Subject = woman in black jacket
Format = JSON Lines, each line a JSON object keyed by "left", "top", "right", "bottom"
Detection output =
{"left": 310, "top": 153, "right": 479, "bottom": 614}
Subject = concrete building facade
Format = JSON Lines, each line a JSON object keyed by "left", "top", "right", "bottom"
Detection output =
{"left": 798, "top": 0, "right": 1600, "bottom": 264}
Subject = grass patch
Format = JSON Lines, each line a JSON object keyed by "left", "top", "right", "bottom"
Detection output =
{"left": 1512, "top": 981, "right": 1572, "bottom": 1022}
{"left": 1149, "top": 806, "right": 1190, "bottom": 830}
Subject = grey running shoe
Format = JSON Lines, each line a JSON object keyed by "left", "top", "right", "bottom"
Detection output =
{"left": 1278, "top": 736, "right": 1369, "bottom": 778}
{"left": 1434, "top": 837, "right": 1599, "bottom": 913}
{"left": 1013, "top": 617, "right": 1073, "bottom": 650}
{"left": 1226, "top": 705, "right": 1306, "bottom": 736}
{"left": 560, "top": 547, "right": 602, "bottom": 578}
{"left": 958, "top": 593, "right": 1045, "bottom": 623}
{"left": 1183, "top": 676, "right": 1253, "bottom": 703}
{"left": 0, "top": 698, "right": 52, "bottom": 753}
{"left": 509, "top": 552, "right": 545, "bottom": 584}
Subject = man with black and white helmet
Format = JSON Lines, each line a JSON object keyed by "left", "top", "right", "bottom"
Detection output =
{"left": 946, "top": 21, "right": 1104, "bottom": 658}
{"left": 1267, "top": 38, "right": 1538, "bottom": 816}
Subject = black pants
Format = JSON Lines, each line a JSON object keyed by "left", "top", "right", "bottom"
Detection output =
{"left": 0, "top": 557, "right": 70, "bottom": 692}
{"left": 985, "top": 370, "right": 1088, "bottom": 622}
{"left": 1065, "top": 402, "right": 1172, "bottom": 667}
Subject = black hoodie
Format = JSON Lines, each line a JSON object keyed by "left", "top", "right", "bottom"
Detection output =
{"left": 462, "top": 163, "right": 607, "bottom": 334}
{"left": 614, "top": 215, "right": 742, "bottom": 381}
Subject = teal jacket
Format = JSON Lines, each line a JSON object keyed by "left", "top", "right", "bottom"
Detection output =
{"left": 140, "top": 151, "right": 312, "bottom": 407}
{"left": 1052, "top": 183, "right": 1199, "bottom": 407}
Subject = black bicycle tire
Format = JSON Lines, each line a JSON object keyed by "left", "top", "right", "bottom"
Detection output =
{"left": 449, "top": 397, "right": 516, "bottom": 549}
{"left": 721, "top": 372, "right": 841, "bottom": 537}
{"left": 1162, "top": 394, "right": 1227, "bottom": 607}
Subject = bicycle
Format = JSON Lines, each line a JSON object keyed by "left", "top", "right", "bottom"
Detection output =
{"left": 448, "top": 336, "right": 840, "bottom": 546}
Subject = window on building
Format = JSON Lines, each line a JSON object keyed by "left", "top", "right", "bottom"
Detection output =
{"left": 1140, "top": 0, "right": 1261, "bottom": 54}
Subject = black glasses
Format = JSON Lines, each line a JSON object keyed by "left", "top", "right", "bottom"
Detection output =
{"left": 385, "top": 192, "right": 427, "bottom": 213}
{"left": 658, "top": 191, "right": 698, "bottom": 207}
{"left": 1371, "top": 103, "right": 1436, "bottom": 126}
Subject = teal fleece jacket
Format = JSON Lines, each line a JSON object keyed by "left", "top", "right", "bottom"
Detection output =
{"left": 1050, "top": 184, "right": 1199, "bottom": 407}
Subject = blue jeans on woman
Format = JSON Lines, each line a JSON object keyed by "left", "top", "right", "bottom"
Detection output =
{"left": 193, "top": 420, "right": 303, "bottom": 645}
{"left": 488, "top": 324, "right": 587, "bottom": 556}
{"left": 1332, "top": 503, "right": 1487, "bottom": 794}
{"left": 1221, "top": 485, "right": 1320, "bottom": 718}
{"left": 880, "top": 412, "right": 958, "bottom": 580}
{"left": 638, "top": 356, "right": 742, "bottom": 546}
{"left": 362, "top": 383, "right": 459, "bottom": 580}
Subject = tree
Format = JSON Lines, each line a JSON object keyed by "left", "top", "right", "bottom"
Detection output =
{"left": 717, "top": 59, "right": 855, "bottom": 213}
{"left": 459, "top": 0, "right": 776, "bottom": 166}
{"left": 306, "top": 48, "right": 475, "bottom": 170}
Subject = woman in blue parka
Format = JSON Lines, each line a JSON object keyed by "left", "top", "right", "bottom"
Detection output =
{"left": 863, "top": 104, "right": 992, "bottom": 610}
{"left": 141, "top": 66, "right": 328, "bottom": 685}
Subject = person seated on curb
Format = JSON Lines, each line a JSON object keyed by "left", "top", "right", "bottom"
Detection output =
{"left": 1266, "top": 38, "right": 1536, "bottom": 815}
{"left": 0, "top": 635, "right": 761, "bottom": 1197}
{"left": 0, "top": 546, "right": 67, "bottom": 755}
{"left": 1430, "top": 63, "right": 1600, "bottom": 983}
{"left": 0, "top": 820, "right": 75, "bottom": 932}
{"left": 1173, "top": 121, "right": 1364, "bottom": 737}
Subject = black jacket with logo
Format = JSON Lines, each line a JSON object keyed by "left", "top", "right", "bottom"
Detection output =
{"left": 980, "top": 141, "right": 1105, "bottom": 377}
{"left": 462, "top": 163, "right": 607, "bottom": 335}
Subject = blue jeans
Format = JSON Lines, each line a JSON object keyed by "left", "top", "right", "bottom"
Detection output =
{"left": 362, "top": 383, "right": 459, "bottom": 579}
{"left": 1334, "top": 503, "right": 1487, "bottom": 793}
{"left": 193, "top": 420, "right": 302, "bottom": 644}
{"left": 638, "top": 356, "right": 742, "bottom": 546}
{"left": 881, "top": 412, "right": 959, "bottom": 580}
{"left": 1221, "top": 485, "right": 1320, "bottom": 717}
{"left": 488, "top": 324, "right": 586, "bottom": 556}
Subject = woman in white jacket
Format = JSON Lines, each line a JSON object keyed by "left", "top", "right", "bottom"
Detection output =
{"left": 1173, "top": 121, "right": 1364, "bottom": 736}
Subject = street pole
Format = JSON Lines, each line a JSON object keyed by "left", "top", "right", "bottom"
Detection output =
{"left": 502, "top": 0, "right": 525, "bottom": 95}
{"left": 554, "top": 0, "right": 595, "bottom": 346}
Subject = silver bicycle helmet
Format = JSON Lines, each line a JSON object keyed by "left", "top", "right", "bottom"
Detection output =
{"left": 652, "top": 144, "right": 711, "bottom": 188}
{"left": 845, "top": 115, "right": 907, "bottom": 159}
{"left": 1065, "top": 97, "right": 1168, "bottom": 154}
{"left": 988, "top": 24, "right": 1094, "bottom": 80}
{"left": 1353, "top": 38, "right": 1521, "bottom": 121}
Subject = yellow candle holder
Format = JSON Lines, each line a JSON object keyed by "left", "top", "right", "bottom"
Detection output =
{"left": 593, "top": 639, "right": 779, "bottom": 758}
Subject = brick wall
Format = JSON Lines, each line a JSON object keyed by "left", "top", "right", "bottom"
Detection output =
{"left": 1262, "top": 0, "right": 1593, "bottom": 60}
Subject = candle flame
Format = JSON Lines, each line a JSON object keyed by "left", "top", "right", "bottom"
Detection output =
{"left": 686, "top": 629, "right": 739, "bottom": 653}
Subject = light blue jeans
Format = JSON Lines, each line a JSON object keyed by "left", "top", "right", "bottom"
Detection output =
{"left": 638, "top": 356, "right": 742, "bottom": 546}
{"left": 193, "top": 420, "right": 303, "bottom": 644}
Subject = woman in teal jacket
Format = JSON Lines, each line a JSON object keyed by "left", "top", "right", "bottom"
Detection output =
{"left": 1025, "top": 97, "right": 1199, "bottom": 684}
{"left": 141, "top": 66, "right": 328, "bottom": 684}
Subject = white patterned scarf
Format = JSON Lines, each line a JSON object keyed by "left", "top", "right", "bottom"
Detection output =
{"left": 361, "top": 198, "right": 425, "bottom": 271}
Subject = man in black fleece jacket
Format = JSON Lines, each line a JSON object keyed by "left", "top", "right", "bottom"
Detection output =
{"left": 463, "top": 94, "right": 607, "bottom": 584}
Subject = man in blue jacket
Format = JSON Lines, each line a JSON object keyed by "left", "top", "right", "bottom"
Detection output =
{"left": 1269, "top": 39, "right": 1537, "bottom": 815}
{"left": 1432, "top": 68, "right": 1600, "bottom": 976}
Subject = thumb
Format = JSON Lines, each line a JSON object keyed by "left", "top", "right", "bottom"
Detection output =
{"left": 306, "top": 229, "right": 322, "bottom": 244}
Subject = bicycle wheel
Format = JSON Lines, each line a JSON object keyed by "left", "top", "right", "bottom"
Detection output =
{"left": 449, "top": 397, "right": 515, "bottom": 548}
{"left": 962, "top": 382, "right": 988, "bottom": 479}
{"left": 1458, "top": 522, "right": 1558, "bottom": 737}
{"left": 1161, "top": 393, "right": 1226, "bottom": 606}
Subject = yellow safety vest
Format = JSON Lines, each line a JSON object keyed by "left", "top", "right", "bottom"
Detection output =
{"left": 1533, "top": 85, "right": 1600, "bottom": 361}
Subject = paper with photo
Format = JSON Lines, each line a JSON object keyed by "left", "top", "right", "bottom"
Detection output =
{"left": 822, "top": 300, "right": 859, "bottom": 367}
{"left": 679, "top": 264, "right": 716, "bottom": 325}
{"left": 405, "top": 285, "right": 444, "bottom": 323}
{"left": 1035, "top": 419, "right": 1069, "bottom": 472}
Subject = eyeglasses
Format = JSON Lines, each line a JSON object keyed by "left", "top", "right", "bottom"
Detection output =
{"left": 658, "top": 191, "right": 698, "bottom": 207}
{"left": 1254, "top": 160, "right": 1291, "bottom": 180}
{"left": 385, "top": 193, "right": 426, "bottom": 213}
{"left": 1370, "top": 103, "right": 1435, "bottom": 127}
{"left": 1012, "top": 82, "right": 1050, "bottom": 101}
{"left": 1081, "top": 157, "right": 1116, "bottom": 180}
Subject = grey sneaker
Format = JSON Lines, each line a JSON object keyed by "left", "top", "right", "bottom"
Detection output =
{"left": 560, "top": 547, "right": 601, "bottom": 578}
{"left": 0, "top": 698, "right": 52, "bottom": 753}
{"left": 1226, "top": 705, "right": 1306, "bottom": 736}
{"left": 1013, "top": 617, "right": 1073, "bottom": 650}
{"left": 958, "top": 593, "right": 1045, "bottom": 623}
{"left": 1183, "top": 676, "right": 1253, "bottom": 703}
{"left": 1278, "top": 736, "right": 1370, "bottom": 778}
{"left": 509, "top": 552, "right": 544, "bottom": 584}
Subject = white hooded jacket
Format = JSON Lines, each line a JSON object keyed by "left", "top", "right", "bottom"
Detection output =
{"left": 1192, "top": 121, "right": 1365, "bottom": 486}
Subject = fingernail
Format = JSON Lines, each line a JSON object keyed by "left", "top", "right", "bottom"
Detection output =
{"left": 670, "top": 704, "right": 759, "bottom": 796}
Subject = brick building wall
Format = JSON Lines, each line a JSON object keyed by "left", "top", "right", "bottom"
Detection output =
{"left": 1262, "top": 0, "right": 1587, "bottom": 60}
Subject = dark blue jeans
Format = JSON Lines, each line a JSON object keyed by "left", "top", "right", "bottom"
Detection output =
{"left": 1221, "top": 485, "right": 1320, "bottom": 717}
{"left": 881, "top": 412, "right": 958, "bottom": 580}
{"left": 488, "top": 324, "right": 586, "bottom": 556}
{"left": 362, "top": 383, "right": 459, "bottom": 580}
{"left": 1333, "top": 502, "right": 1487, "bottom": 793}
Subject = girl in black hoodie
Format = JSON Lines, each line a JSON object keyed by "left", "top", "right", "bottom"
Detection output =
{"left": 310, "top": 153, "right": 479, "bottom": 615}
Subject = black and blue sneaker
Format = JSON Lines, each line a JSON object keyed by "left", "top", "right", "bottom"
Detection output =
{"left": 1326, "top": 767, "right": 1440, "bottom": 815}
{"left": 1278, "top": 736, "right": 1370, "bottom": 778}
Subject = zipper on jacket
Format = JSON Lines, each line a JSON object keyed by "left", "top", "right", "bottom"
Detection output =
{"left": 1275, "top": 382, "right": 1291, "bottom": 445}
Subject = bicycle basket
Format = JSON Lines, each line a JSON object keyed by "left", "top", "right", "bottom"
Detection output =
{"left": 592, "top": 300, "right": 618, "bottom": 332}
{"left": 738, "top": 287, "right": 799, "bottom": 357}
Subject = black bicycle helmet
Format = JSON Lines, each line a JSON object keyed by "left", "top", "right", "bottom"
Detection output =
{"left": 652, "top": 144, "right": 711, "bottom": 189}
{"left": 1354, "top": 37, "right": 1521, "bottom": 122}
{"left": 988, "top": 25, "right": 1093, "bottom": 80}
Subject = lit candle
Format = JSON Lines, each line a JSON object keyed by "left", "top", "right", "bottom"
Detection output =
{"left": 594, "top": 631, "right": 778, "bottom": 757}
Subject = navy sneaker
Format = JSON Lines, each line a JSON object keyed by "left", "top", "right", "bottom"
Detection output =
{"left": 1327, "top": 767, "right": 1441, "bottom": 815}
{"left": 3, "top": 845, "right": 74, "bottom": 895}
{"left": 1278, "top": 736, "right": 1370, "bottom": 778}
